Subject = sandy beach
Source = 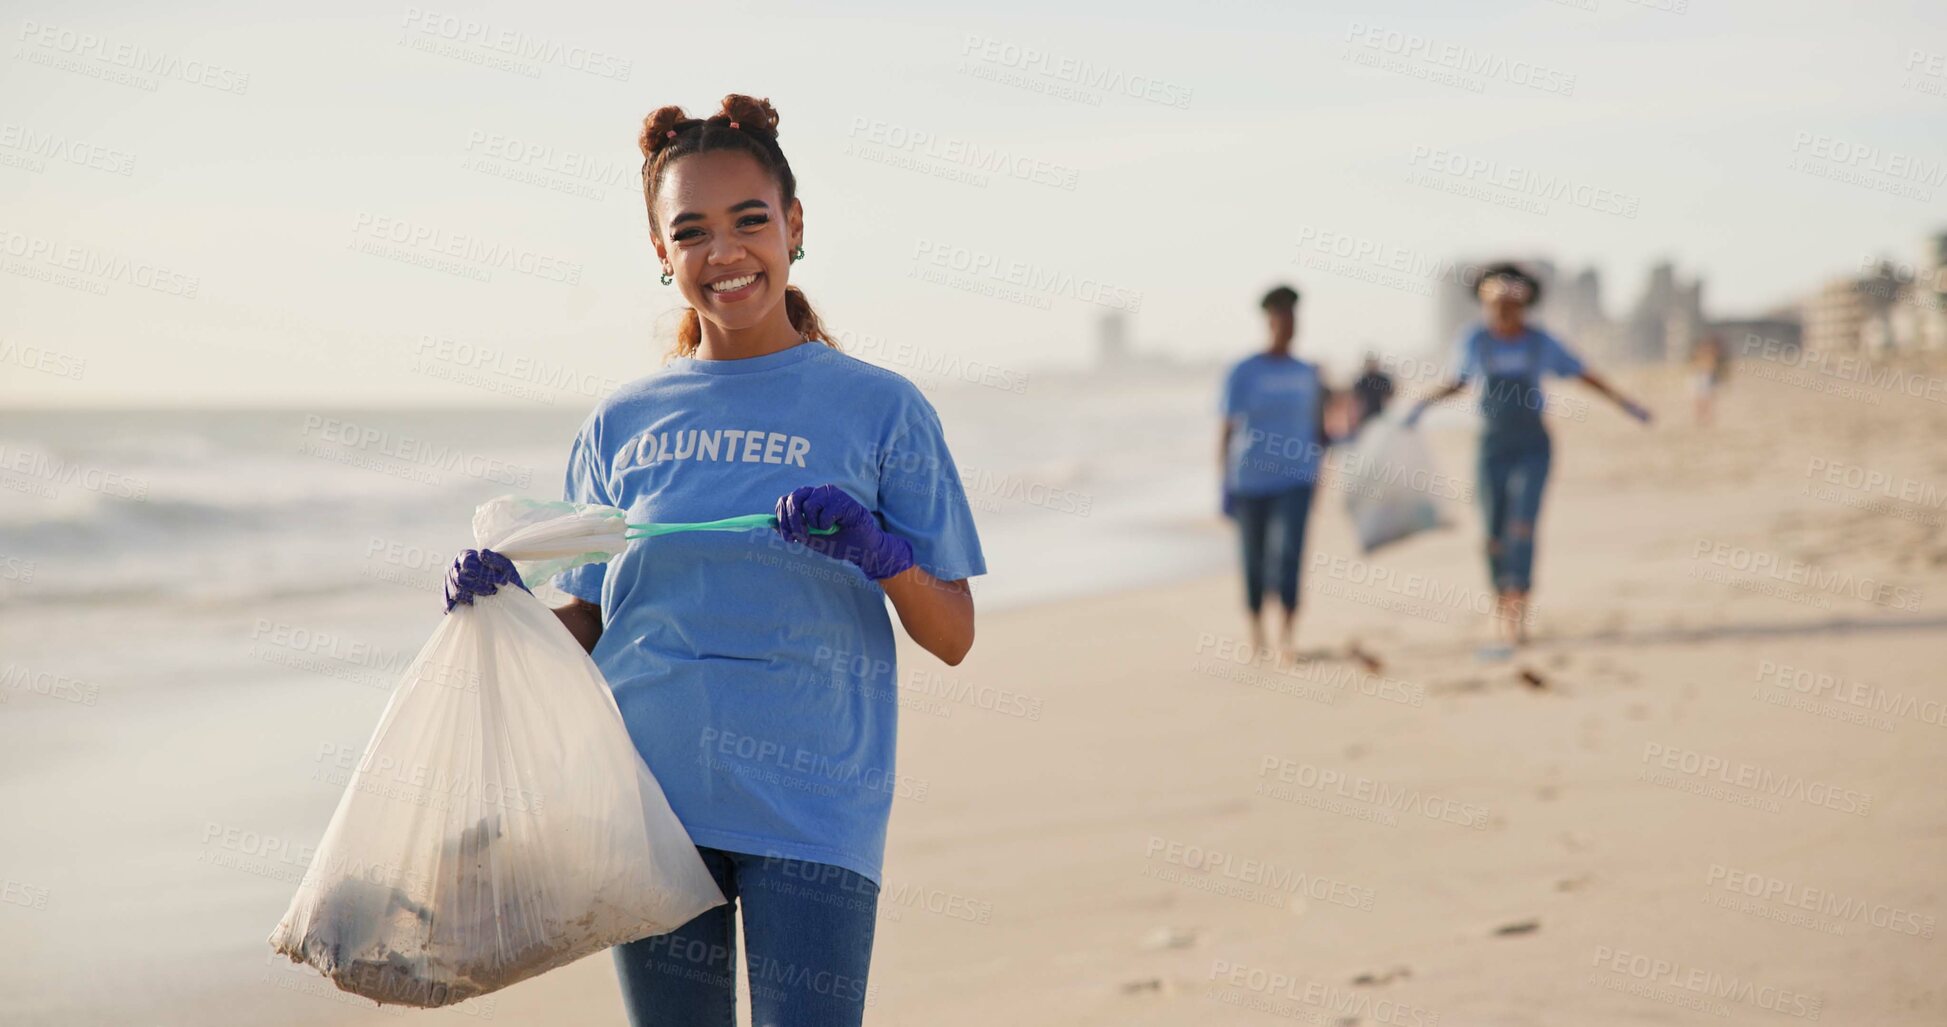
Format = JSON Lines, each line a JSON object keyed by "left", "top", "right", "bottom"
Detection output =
{"left": 4, "top": 356, "right": 1944, "bottom": 1026}
{"left": 818, "top": 358, "right": 1947, "bottom": 1026}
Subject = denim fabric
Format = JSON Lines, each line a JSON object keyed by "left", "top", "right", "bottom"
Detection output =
{"left": 613, "top": 847, "right": 878, "bottom": 1027}
{"left": 1477, "top": 442, "right": 1551, "bottom": 592}
{"left": 1234, "top": 484, "right": 1317, "bottom": 612}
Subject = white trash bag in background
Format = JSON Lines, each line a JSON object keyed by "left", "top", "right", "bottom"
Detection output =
{"left": 270, "top": 497, "right": 724, "bottom": 1008}
{"left": 1343, "top": 417, "right": 1449, "bottom": 553}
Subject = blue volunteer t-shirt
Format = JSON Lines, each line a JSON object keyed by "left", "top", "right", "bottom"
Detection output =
{"left": 1222, "top": 353, "right": 1325, "bottom": 496}
{"left": 553, "top": 341, "right": 986, "bottom": 885}
{"left": 1453, "top": 325, "right": 1586, "bottom": 413}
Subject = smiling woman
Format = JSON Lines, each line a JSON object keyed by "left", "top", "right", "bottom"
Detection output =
{"left": 456, "top": 93, "right": 990, "bottom": 1027}
{"left": 638, "top": 94, "right": 831, "bottom": 359}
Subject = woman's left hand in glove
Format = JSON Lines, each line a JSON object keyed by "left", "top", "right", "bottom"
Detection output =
{"left": 773, "top": 484, "right": 914, "bottom": 581}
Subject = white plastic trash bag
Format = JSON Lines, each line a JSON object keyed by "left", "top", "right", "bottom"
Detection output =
{"left": 1343, "top": 418, "right": 1448, "bottom": 553}
{"left": 469, "top": 496, "right": 629, "bottom": 585}
{"left": 269, "top": 496, "right": 724, "bottom": 1008}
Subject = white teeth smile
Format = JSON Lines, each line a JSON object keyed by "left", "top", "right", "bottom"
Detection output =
{"left": 709, "top": 273, "right": 759, "bottom": 293}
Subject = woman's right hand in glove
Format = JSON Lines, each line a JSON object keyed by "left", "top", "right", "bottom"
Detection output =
{"left": 443, "top": 549, "right": 527, "bottom": 612}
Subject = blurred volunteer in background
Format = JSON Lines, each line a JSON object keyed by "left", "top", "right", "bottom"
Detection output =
{"left": 1352, "top": 353, "right": 1395, "bottom": 429}
{"left": 1220, "top": 284, "right": 1342, "bottom": 661}
{"left": 446, "top": 94, "right": 984, "bottom": 1027}
{"left": 1690, "top": 332, "right": 1730, "bottom": 426}
{"left": 1406, "top": 262, "right": 1650, "bottom": 654}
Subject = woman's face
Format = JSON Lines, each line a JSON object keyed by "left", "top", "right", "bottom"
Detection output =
{"left": 651, "top": 149, "right": 803, "bottom": 336}
{"left": 1264, "top": 303, "right": 1295, "bottom": 345}
{"left": 1479, "top": 276, "right": 1530, "bottom": 333}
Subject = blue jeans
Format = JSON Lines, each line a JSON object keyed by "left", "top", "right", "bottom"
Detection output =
{"left": 1234, "top": 484, "right": 1316, "bottom": 612}
{"left": 1477, "top": 443, "right": 1551, "bottom": 592}
{"left": 613, "top": 847, "right": 878, "bottom": 1027}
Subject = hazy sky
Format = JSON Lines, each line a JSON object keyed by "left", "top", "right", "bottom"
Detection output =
{"left": 4, "top": 0, "right": 1945, "bottom": 406}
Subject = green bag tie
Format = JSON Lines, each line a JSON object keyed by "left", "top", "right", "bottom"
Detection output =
{"left": 624, "top": 513, "right": 839, "bottom": 541}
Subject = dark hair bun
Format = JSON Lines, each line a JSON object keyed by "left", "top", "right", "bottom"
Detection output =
{"left": 716, "top": 94, "right": 780, "bottom": 139}
{"left": 639, "top": 105, "right": 691, "bottom": 159}
{"left": 1472, "top": 261, "right": 1542, "bottom": 305}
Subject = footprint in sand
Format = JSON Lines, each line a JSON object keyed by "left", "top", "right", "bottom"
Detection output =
{"left": 1346, "top": 641, "right": 1385, "bottom": 673}
{"left": 1142, "top": 926, "right": 1198, "bottom": 950}
{"left": 1351, "top": 965, "right": 1412, "bottom": 987}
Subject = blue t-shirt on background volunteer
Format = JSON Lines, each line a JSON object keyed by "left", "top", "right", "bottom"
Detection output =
{"left": 553, "top": 341, "right": 986, "bottom": 885}
{"left": 1222, "top": 352, "right": 1325, "bottom": 497}
{"left": 1452, "top": 324, "right": 1586, "bottom": 414}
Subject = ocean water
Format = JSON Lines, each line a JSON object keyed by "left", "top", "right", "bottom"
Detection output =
{"left": 0, "top": 360, "right": 1233, "bottom": 615}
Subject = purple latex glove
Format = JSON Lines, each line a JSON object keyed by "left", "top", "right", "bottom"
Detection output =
{"left": 774, "top": 484, "right": 914, "bottom": 581}
{"left": 443, "top": 548, "right": 528, "bottom": 612}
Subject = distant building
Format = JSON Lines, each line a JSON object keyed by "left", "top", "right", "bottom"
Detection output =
{"left": 1429, "top": 231, "right": 1947, "bottom": 366}
{"left": 1096, "top": 310, "right": 1129, "bottom": 367}
{"left": 1862, "top": 279, "right": 1947, "bottom": 351}
{"left": 1871, "top": 230, "right": 1947, "bottom": 352}
{"left": 1619, "top": 263, "right": 1666, "bottom": 361}
{"left": 1865, "top": 296, "right": 1945, "bottom": 352}
{"left": 1665, "top": 278, "right": 1706, "bottom": 365}
{"left": 1528, "top": 258, "right": 1561, "bottom": 326}
{"left": 1434, "top": 265, "right": 1484, "bottom": 349}
{"left": 1710, "top": 317, "right": 1802, "bottom": 362}
{"left": 1928, "top": 230, "right": 1947, "bottom": 312}
{"left": 1800, "top": 265, "right": 1899, "bottom": 354}
{"left": 1415, "top": 246, "right": 1947, "bottom": 365}
{"left": 1090, "top": 310, "right": 1188, "bottom": 372}
{"left": 1794, "top": 231, "right": 1947, "bottom": 353}
{"left": 1557, "top": 268, "right": 1606, "bottom": 347}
